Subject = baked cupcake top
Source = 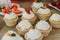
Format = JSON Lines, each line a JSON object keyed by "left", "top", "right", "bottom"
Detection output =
{"left": 1, "top": 30, "right": 24, "bottom": 40}
{"left": 38, "top": 8, "right": 50, "bottom": 14}
{"left": 33, "top": 2, "right": 43, "bottom": 8}
{"left": 25, "top": 29, "right": 42, "bottom": 40}
{"left": 35, "top": 20, "right": 50, "bottom": 30}
{"left": 22, "top": 9, "right": 35, "bottom": 19}
{"left": 4, "top": 13, "right": 17, "bottom": 20}
{"left": 16, "top": 20, "right": 32, "bottom": 31}
{"left": 49, "top": 13, "right": 60, "bottom": 21}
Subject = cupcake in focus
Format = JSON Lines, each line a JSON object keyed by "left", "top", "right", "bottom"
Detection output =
{"left": 16, "top": 20, "right": 33, "bottom": 36}
{"left": 35, "top": 20, "right": 52, "bottom": 37}
{"left": 37, "top": 5, "right": 51, "bottom": 20}
{"left": 21, "top": 9, "right": 37, "bottom": 25}
{"left": 49, "top": 13, "right": 60, "bottom": 28}
{"left": 3, "top": 13, "right": 18, "bottom": 27}
{"left": 25, "top": 29, "right": 43, "bottom": 40}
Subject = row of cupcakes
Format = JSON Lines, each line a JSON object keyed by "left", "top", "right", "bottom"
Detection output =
{"left": 3, "top": 8, "right": 60, "bottom": 29}
{"left": 2, "top": 20, "right": 52, "bottom": 40}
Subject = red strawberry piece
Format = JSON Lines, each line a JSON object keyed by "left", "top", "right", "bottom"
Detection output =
{"left": 51, "top": 1, "right": 56, "bottom": 6}
{"left": 34, "top": 0, "right": 37, "bottom": 3}
{"left": 14, "top": 9, "right": 22, "bottom": 14}
{"left": 26, "top": 9, "right": 31, "bottom": 14}
{"left": 11, "top": 3, "right": 18, "bottom": 9}
{"left": 56, "top": 3, "right": 60, "bottom": 9}
{"left": 2, "top": 8, "right": 10, "bottom": 14}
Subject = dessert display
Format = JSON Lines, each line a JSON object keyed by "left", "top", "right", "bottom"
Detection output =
{"left": 25, "top": 29, "right": 43, "bottom": 40}
{"left": 0, "top": 0, "right": 60, "bottom": 40}
{"left": 35, "top": 20, "right": 52, "bottom": 37}
{"left": 16, "top": 20, "right": 33, "bottom": 36}
{"left": 3, "top": 13, "right": 18, "bottom": 27}
{"left": 21, "top": 9, "right": 37, "bottom": 25}
{"left": 49, "top": 13, "right": 60, "bottom": 28}
{"left": 37, "top": 5, "right": 51, "bottom": 20}
{"left": 1, "top": 30, "right": 24, "bottom": 40}
{"left": 48, "top": 0, "right": 60, "bottom": 11}
{"left": 31, "top": 0, "right": 43, "bottom": 13}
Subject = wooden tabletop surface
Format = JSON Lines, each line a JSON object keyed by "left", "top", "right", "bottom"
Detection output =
{"left": 0, "top": 2, "right": 60, "bottom": 40}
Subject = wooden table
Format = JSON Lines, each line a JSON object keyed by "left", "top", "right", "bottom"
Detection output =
{"left": 0, "top": 2, "right": 60, "bottom": 40}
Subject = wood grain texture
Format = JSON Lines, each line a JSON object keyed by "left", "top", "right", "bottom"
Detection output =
{"left": 0, "top": 1, "right": 60, "bottom": 40}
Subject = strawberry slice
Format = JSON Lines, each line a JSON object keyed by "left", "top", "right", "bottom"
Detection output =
{"left": 14, "top": 9, "right": 22, "bottom": 14}
{"left": 34, "top": 0, "right": 37, "bottom": 3}
{"left": 51, "top": 2, "right": 56, "bottom": 6}
{"left": 11, "top": 3, "right": 18, "bottom": 9}
{"left": 2, "top": 8, "right": 10, "bottom": 14}
{"left": 56, "top": 3, "right": 60, "bottom": 9}
{"left": 12, "top": 7, "right": 18, "bottom": 11}
{"left": 26, "top": 9, "right": 31, "bottom": 14}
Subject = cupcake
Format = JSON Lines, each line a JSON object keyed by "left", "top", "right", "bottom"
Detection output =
{"left": 3, "top": 13, "right": 18, "bottom": 27}
{"left": 35, "top": 20, "right": 52, "bottom": 37}
{"left": 1, "top": 30, "right": 24, "bottom": 40}
{"left": 37, "top": 5, "right": 51, "bottom": 20}
{"left": 16, "top": 20, "right": 33, "bottom": 36}
{"left": 31, "top": 0, "right": 43, "bottom": 13}
{"left": 12, "top": 7, "right": 25, "bottom": 16}
{"left": 25, "top": 29, "right": 43, "bottom": 40}
{"left": 49, "top": 13, "right": 60, "bottom": 28}
{"left": 21, "top": 9, "right": 37, "bottom": 25}
{"left": 11, "top": 3, "right": 25, "bottom": 16}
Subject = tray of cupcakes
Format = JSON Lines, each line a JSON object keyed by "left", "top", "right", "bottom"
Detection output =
{"left": 1, "top": 0, "right": 60, "bottom": 40}
{"left": 0, "top": 0, "right": 25, "bottom": 16}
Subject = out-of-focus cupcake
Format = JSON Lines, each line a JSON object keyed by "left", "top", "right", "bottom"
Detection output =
{"left": 16, "top": 20, "right": 33, "bottom": 36}
{"left": 3, "top": 13, "right": 18, "bottom": 27}
{"left": 37, "top": 5, "right": 51, "bottom": 20}
{"left": 21, "top": 9, "right": 37, "bottom": 25}
{"left": 49, "top": 13, "right": 60, "bottom": 28}
{"left": 35, "top": 20, "right": 52, "bottom": 37}
{"left": 1, "top": 30, "right": 24, "bottom": 40}
{"left": 11, "top": 3, "right": 25, "bottom": 16}
{"left": 25, "top": 29, "right": 43, "bottom": 40}
{"left": 31, "top": 0, "right": 43, "bottom": 13}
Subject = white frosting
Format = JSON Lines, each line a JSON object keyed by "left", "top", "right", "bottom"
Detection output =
{"left": 49, "top": 13, "right": 60, "bottom": 21}
{"left": 22, "top": 11, "right": 35, "bottom": 19}
{"left": 33, "top": 2, "right": 43, "bottom": 8}
{"left": 38, "top": 8, "right": 50, "bottom": 14}
{"left": 18, "top": 7, "right": 25, "bottom": 13}
{"left": 25, "top": 29, "right": 42, "bottom": 40}
{"left": 1, "top": 30, "right": 24, "bottom": 40}
{"left": 4, "top": 13, "right": 17, "bottom": 20}
{"left": 35, "top": 20, "right": 50, "bottom": 30}
{"left": 16, "top": 20, "right": 31, "bottom": 31}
